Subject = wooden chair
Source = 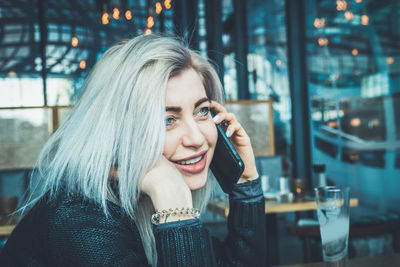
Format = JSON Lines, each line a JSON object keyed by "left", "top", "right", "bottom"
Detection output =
{"left": 287, "top": 214, "right": 400, "bottom": 263}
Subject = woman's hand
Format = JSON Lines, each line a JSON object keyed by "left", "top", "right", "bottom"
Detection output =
{"left": 210, "top": 101, "right": 258, "bottom": 182}
{"left": 140, "top": 156, "right": 193, "bottom": 222}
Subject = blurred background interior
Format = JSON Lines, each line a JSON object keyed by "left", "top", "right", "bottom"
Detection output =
{"left": 0, "top": 0, "right": 399, "bottom": 265}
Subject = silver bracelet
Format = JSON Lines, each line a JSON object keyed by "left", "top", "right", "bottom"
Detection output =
{"left": 151, "top": 207, "right": 200, "bottom": 225}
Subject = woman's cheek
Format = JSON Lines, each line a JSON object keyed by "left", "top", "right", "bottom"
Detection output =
{"left": 163, "top": 131, "right": 178, "bottom": 158}
{"left": 206, "top": 120, "right": 218, "bottom": 149}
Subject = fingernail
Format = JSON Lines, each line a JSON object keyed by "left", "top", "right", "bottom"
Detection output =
{"left": 225, "top": 130, "right": 230, "bottom": 137}
{"left": 213, "top": 115, "right": 220, "bottom": 122}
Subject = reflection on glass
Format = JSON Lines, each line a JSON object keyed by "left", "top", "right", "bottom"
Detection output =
{"left": 341, "top": 148, "right": 385, "bottom": 168}
{"left": 306, "top": 0, "right": 400, "bottom": 213}
{"left": 243, "top": 0, "right": 291, "bottom": 158}
{"left": 315, "top": 137, "right": 338, "bottom": 158}
{"left": 339, "top": 97, "right": 386, "bottom": 142}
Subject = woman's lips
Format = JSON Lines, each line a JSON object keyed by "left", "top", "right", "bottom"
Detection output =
{"left": 173, "top": 153, "right": 207, "bottom": 174}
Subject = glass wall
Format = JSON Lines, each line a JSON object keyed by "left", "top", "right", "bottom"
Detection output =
{"left": 232, "top": 0, "right": 292, "bottom": 159}
{"left": 0, "top": 0, "right": 175, "bottom": 173}
{"left": 306, "top": 0, "right": 400, "bottom": 213}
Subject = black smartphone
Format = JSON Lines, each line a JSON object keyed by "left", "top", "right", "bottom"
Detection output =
{"left": 210, "top": 111, "right": 245, "bottom": 193}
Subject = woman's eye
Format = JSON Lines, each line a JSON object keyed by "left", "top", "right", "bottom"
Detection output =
{"left": 198, "top": 107, "right": 210, "bottom": 117}
{"left": 165, "top": 117, "right": 175, "bottom": 127}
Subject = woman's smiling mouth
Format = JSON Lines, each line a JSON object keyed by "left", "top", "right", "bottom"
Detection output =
{"left": 172, "top": 151, "right": 208, "bottom": 174}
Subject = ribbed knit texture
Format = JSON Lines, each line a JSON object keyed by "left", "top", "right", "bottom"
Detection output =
{"left": 155, "top": 219, "right": 217, "bottom": 266}
{"left": 0, "top": 178, "right": 266, "bottom": 267}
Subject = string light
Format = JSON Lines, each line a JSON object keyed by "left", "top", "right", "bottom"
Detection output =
{"left": 344, "top": 11, "right": 354, "bottom": 20}
{"left": 71, "top": 36, "right": 79, "bottom": 47}
{"left": 113, "top": 7, "right": 120, "bottom": 19}
{"left": 8, "top": 71, "right": 16, "bottom": 77}
{"left": 313, "top": 18, "right": 325, "bottom": 28}
{"left": 355, "top": 0, "right": 362, "bottom": 3}
{"left": 79, "top": 60, "right": 86, "bottom": 69}
{"left": 336, "top": 0, "right": 347, "bottom": 11}
{"left": 164, "top": 0, "right": 171, "bottom": 9}
{"left": 125, "top": 10, "right": 132, "bottom": 20}
{"left": 361, "top": 15, "right": 369, "bottom": 25}
{"left": 275, "top": 59, "right": 282, "bottom": 66}
{"left": 318, "top": 37, "right": 329, "bottom": 46}
{"left": 102, "top": 4, "right": 110, "bottom": 25}
{"left": 350, "top": 118, "right": 361, "bottom": 127}
{"left": 155, "top": 2, "right": 163, "bottom": 14}
{"left": 387, "top": 57, "right": 394, "bottom": 65}
{"left": 352, "top": 48, "right": 358, "bottom": 56}
{"left": 144, "top": 28, "right": 152, "bottom": 35}
{"left": 147, "top": 16, "right": 155, "bottom": 28}
{"left": 102, "top": 12, "right": 110, "bottom": 24}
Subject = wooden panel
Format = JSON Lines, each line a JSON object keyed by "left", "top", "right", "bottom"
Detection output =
{"left": 224, "top": 100, "right": 275, "bottom": 156}
{"left": 0, "top": 106, "right": 72, "bottom": 170}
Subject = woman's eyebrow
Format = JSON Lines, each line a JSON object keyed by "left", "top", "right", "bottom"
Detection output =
{"left": 194, "top": 97, "right": 210, "bottom": 108}
{"left": 166, "top": 106, "right": 181, "bottom": 112}
{"left": 165, "top": 97, "right": 209, "bottom": 112}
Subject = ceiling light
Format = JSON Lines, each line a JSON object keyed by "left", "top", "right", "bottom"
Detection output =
{"left": 164, "top": 0, "right": 171, "bottom": 9}
{"left": 125, "top": 10, "right": 132, "bottom": 20}
{"left": 155, "top": 2, "right": 162, "bottom": 14}
{"left": 79, "top": 60, "right": 86, "bottom": 69}
{"left": 71, "top": 36, "right": 79, "bottom": 47}
{"left": 361, "top": 15, "right": 369, "bottom": 25}
{"left": 344, "top": 11, "right": 354, "bottom": 20}
{"left": 147, "top": 16, "right": 155, "bottom": 28}
{"left": 113, "top": 8, "right": 120, "bottom": 20}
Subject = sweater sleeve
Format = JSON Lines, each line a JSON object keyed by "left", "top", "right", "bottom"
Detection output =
{"left": 45, "top": 199, "right": 151, "bottom": 267}
{"left": 154, "top": 178, "right": 266, "bottom": 267}
{"left": 154, "top": 219, "right": 217, "bottom": 266}
{"left": 220, "top": 178, "right": 267, "bottom": 266}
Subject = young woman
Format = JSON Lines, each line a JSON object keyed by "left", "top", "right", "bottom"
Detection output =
{"left": 0, "top": 34, "right": 266, "bottom": 266}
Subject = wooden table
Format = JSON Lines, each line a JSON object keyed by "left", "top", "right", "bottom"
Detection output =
{"left": 208, "top": 198, "right": 359, "bottom": 217}
{"left": 207, "top": 197, "right": 359, "bottom": 267}
{"left": 0, "top": 216, "right": 17, "bottom": 236}
{"left": 0, "top": 225, "right": 15, "bottom": 236}
{"left": 276, "top": 253, "right": 400, "bottom": 267}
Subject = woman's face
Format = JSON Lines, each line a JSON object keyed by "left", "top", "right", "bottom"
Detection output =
{"left": 163, "top": 68, "right": 218, "bottom": 190}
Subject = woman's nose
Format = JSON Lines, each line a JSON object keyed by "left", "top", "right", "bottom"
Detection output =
{"left": 181, "top": 120, "right": 206, "bottom": 148}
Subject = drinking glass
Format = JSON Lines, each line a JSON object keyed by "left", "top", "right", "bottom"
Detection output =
{"left": 315, "top": 186, "right": 350, "bottom": 262}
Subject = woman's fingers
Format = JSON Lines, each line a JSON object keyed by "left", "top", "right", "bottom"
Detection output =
{"left": 210, "top": 101, "right": 246, "bottom": 138}
{"left": 225, "top": 121, "right": 242, "bottom": 138}
{"left": 210, "top": 101, "right": 258, "bottom": 180}
{"left": 212, "top": 112, "right": 236, "bottom": 126}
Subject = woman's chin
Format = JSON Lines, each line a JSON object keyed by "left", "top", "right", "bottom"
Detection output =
{"left": 182, "top": 172, "right": 208, "bottom": 191}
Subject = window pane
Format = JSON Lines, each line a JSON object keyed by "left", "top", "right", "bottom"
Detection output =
{"left": 0, "top": 77, "right": 44, "bottom": 107}
{"left": 307, "top": 0, "right": 400, "bottom": 213}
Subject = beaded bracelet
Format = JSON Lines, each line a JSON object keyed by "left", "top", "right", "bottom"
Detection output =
{"left": 151, "top": 207, "right": 200, "bottom": 225}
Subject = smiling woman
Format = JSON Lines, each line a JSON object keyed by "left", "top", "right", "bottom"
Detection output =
{"left": 0, "top": 34, "right": 266, "bottom": 267}
{"left": 163, "top": 69, "right": 218, "bottom": 190}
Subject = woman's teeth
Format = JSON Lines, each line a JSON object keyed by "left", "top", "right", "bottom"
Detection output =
{"left": 176, "top": 155, "right": 203, "bottom": 165}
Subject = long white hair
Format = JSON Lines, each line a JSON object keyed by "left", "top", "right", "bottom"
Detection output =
{"left": 23, "top": 34, "right": 223, "bottom": 266}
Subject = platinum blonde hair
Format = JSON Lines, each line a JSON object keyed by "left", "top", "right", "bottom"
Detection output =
{"left": 24, "top": 34, "right": 223, "bottom": 266}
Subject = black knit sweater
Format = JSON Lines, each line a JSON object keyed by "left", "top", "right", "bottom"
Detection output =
{"left": 0, "top": 179, "right": 266, "bottom": 266}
